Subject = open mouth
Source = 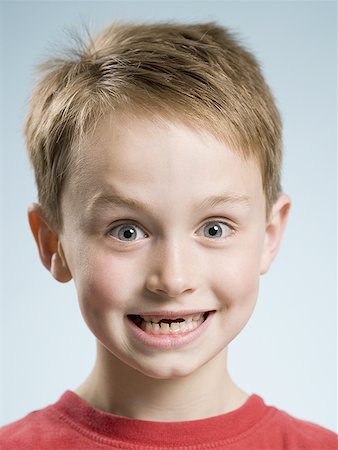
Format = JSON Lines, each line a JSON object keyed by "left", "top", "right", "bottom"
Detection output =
{"left": 127, "top": 311, "right": 211, "bottom": 334}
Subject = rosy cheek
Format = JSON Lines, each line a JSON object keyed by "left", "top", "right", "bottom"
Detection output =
{"left": 211, "top": 252, "right": 260, "bottom": 309}
{"left": 76, "top": 252, "right": 134, "bottom": 315}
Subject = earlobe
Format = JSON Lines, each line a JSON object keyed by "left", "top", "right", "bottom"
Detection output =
{"left": 27, "top": 203, "right": 72, "bottom": 283}
{"left": 260, "top": 194, "right": 291, "bottom": 275}
{"left": 50, "top": 251, "right": 72, "bottom": 283}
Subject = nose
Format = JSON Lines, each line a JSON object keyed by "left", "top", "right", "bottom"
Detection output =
{"left": 145, "top": 240, "right": 197, "bottom": 298}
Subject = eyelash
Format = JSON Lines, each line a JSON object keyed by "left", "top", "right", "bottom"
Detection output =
{"left": 106, "top": 219, "right": 235, "bottom": 243}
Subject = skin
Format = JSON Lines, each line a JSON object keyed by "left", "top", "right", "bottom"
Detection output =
{"left": 28, "top": 113, "right": 291, "bottom": 421}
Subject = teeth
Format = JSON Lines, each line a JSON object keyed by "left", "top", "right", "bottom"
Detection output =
{"left": 170, "top": 322, "right": 180, "bottom": 332}
{"left": 161, "top": 323, "right": 170, "bottom": 332}
{"left": 139, "top": 314, "right": 205, "bottom": 334}
{"left": 192, "top": 314, "right": 202, "bottom": 321}
{"left": 142, "top": 316, "right": 160, "bottom": 323}
{"left": 140, "top": 313, "right": 203, "bottom": 324}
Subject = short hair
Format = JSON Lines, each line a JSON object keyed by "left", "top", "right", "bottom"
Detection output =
{"left": 25, "top": 21, "right": 282, "bottom": 232}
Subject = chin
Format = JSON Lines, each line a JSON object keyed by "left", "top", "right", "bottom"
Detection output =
{"left": 130, "top": 356, "right": 201, "bottom": 380}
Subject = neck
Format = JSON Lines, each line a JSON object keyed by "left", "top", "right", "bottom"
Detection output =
{"left": 75, "top": 341, "right": 249, "bottom": 422}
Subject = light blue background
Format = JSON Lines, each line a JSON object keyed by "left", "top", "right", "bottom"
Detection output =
{"left": 1, "top": 0, "right": 337, "bottom": 432}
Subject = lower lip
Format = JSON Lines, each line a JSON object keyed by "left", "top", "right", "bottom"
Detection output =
{"left": 126, "top": 312, "right": 215, "bottom": 349}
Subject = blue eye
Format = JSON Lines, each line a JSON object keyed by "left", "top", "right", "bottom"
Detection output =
{"left": 201, "top": 221, "right": 233, "bottom": 239}
{"left": 109, "top": 224, "right": 147, "bottom": 241}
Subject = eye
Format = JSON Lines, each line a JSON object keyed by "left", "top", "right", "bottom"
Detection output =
{"left": 108, "top": 223, "right": 148, "bottom": 242}
{"left": 198, "top": 220, "right": 233, "bottom": 239}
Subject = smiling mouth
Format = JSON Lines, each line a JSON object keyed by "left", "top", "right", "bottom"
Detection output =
{"left": 127, "top": 311, "right": 210, "bottom": 334}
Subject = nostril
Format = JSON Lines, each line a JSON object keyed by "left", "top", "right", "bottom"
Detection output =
{"left": 145, "top": 273, "right": 194, "bottom": 298}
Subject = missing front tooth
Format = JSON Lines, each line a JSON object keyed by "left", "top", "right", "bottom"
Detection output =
{"left": 160, "top": 318, "right": 185, "bottom": 324}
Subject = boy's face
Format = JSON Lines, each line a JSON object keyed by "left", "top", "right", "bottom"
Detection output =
{"left": 33, "top": 114, "right": 289, "bottom": 379}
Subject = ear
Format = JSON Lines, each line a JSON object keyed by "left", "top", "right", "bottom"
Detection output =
{"left": 260, "top": 194, "right": 291, "bottom": 275}
{"left": 27, "top": 203, "right": 72, "bottom": 283}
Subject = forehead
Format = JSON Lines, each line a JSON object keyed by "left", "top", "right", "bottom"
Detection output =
{"left": 65, "top": 113, "right": 264, "bottom": 215}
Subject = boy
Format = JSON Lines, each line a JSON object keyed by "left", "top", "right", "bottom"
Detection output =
{"left": 1, "top": 21, "right": 337, "bottom": 449}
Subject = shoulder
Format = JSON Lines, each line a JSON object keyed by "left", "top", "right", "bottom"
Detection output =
{"left": 0, "top": 409, "right": 48, "bottom": 450}
{"left": 0, "top": 405, "right": 67, "bottom": 450}
{"left": 264, "top": 402, "right": 337, "bottom": 450}
{"left": 0, "top": 396, "right": 84, "bottom": 450}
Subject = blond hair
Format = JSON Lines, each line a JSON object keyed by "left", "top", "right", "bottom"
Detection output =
{"left": 25, "top": 21, "right": 282, "bottom": 232}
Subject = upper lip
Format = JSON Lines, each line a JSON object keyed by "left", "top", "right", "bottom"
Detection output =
{"left": 128, "top": 310, "right": 215, "bottom": 319}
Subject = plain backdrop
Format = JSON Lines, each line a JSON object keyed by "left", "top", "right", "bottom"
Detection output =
{"left": 0, "top": 0, "right": 337, "bottom": 433}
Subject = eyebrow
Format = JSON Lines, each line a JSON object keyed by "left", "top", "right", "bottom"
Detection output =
{"left": 86, "top": 189, "right": 250, "bottom": 216}
{"left": 198, "top": 194, "right": 250, "bottom": 210}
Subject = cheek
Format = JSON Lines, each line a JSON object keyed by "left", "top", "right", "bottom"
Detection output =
{"left": 212, "top": 262, "right": 260, "bottom": 310}
{"left": 210, "top": 239, "right": 263, "bottom": 309}
{"left": 74, "top": 249, "right": 138, "bottom": 321}
{"left": 209, "top": 249, "right": 262, "bottom": 344}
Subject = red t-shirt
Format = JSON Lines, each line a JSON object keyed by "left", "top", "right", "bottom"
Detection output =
{"left": 1, "top": 390, "right": 337, "bottom": 449}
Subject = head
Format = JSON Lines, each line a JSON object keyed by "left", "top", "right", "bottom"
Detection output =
{"left": 26, "top": 21, "right": 283, "bottom": 232}
{"left": 26, "top": 21, "right": 290, "bottom": 379}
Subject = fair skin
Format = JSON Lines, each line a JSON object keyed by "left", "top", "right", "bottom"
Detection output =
{"left": 28, "top": 113, "right": 290, "bottom": 421}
